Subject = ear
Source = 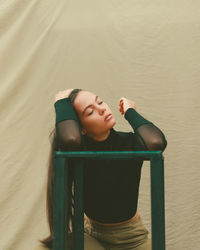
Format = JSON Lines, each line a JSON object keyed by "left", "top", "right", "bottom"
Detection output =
{"left": 81, "top": 128, "right": 87, "bottom": 135}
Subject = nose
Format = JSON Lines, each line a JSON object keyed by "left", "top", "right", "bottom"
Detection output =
{"left": 97, "top": 105, "right": 106, "bottom": 115}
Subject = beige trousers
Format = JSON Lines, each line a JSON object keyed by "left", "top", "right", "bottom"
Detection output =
{"left": 34, "top": 215, "right": 151, "bottom": 250}
{"left": 34, "top": 233, "right": 105, "bottom": 250}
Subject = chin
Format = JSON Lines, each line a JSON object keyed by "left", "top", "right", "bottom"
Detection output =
{"left": 110, "top": 118, "right": 116, "bottom": 128}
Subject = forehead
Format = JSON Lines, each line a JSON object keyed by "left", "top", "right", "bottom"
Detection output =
{"left": 73, "top": 91, "right": 97, "bottom": 111}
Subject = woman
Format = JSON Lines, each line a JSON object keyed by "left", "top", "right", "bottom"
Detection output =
{"left": 36, "top": 88, "right": 167, "bottom": 250}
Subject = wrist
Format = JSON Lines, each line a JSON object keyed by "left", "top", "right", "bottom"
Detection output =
{"left": 54, "top": 97, "right": 70, "bottom": 105}
{"left": 54, "top": 98, "right": 78, "bottom": 124}
{"left": 125, "top": 107, "right": 136, "bottom": 114}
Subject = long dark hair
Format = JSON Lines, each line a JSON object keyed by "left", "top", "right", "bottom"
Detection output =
{"left": 40, "top": 89, "right": 83, "bottom": 249}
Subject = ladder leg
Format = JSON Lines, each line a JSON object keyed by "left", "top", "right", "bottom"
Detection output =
{"left": 150, "top": 156, "right": 165, "bottom": 250}
{"left": 53, "top": 156, "right": 68, "bottom": 250}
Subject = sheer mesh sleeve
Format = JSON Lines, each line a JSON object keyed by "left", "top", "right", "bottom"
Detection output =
{"left": 124, "top": 108, "right": 167, "bottom": 151}
{"left": 135, "top": 124, "right": 167, "bottom": 151}
{"left": 54, "top": 98, "right": 84, "bottom": 151}
{"left": 55, "top": 120, "right": 83, "bottom": 151}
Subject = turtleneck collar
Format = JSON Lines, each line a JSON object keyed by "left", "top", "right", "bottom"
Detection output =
{"left": 83, "top": 128, "right": 116, "bottom": 150}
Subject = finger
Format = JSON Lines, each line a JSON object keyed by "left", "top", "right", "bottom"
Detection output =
{"left": 120, "top": 97, "right": 126, "bottom": 100}
{"left": 119, "top": 106, "right": 124, "bottom": 114}
{"left": 118, "top": 102, "right": 122, "bottom": 110}
{"left": 119, "top": 99, "right": 124, "bottom": 104}
{"left": 119, "top": 103, "right": 123, "bottom": 111}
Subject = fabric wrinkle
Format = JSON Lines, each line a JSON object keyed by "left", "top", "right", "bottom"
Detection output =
{"left": 84, "top": 214, "right": 150, "bottom": 250}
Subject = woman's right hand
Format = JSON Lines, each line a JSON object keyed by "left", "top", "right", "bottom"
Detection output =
{"left": 118, "top": 97, "right": 136, "bottom": 115}
{"left": 54, "top": 89, "right": 74, "bottom": 104}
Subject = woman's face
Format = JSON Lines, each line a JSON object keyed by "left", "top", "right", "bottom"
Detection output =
{"left": 73, "top": 91, "right": 116, "bottom": 140}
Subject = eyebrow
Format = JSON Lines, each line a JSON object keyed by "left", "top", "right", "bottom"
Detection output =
{"left": 82, "top": 95, "right": 99, "bottom": 115}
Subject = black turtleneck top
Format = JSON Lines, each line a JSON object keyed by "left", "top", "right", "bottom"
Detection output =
{"left": 54, "top": 98, "right": 167, "bottom": 223}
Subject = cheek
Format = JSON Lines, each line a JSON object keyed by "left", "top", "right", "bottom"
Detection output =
{"left": 82, "top": 116, "right": 104, "bottom": 131}
{"left": 80, "top": 116, "right": 93, "bottom": 127}
{"left": 86, "top": 117, "right": 102, "bottom": 127}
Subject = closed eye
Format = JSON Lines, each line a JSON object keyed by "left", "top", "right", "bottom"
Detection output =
{"left": 88, "top": 101, "right": 103, "bottom": 115}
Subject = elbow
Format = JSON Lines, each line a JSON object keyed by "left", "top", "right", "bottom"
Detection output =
{"left": 68, "top": 137, "right": 82, "bottom": 151}
{"left": 58, "top": 136, "right": 82, "bottom": 151}
{"left": 162, "top": 138, "right": 168, "bottom": 151}
{"left": 148, "top": 137, "right": 167, "bottom": 152}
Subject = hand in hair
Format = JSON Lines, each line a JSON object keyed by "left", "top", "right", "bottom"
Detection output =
{"left": 54, "top": 89, "right": 74, "bottom": 103}
{"left": 118, "top": 97, "right": 136, "bottom": 115}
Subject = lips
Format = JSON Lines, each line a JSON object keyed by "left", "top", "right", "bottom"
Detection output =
{"left": 104, "top": 113, "right": 112, "bottom": 121}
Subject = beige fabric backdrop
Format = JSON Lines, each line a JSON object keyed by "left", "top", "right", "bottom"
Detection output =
{"left": 0, "top": 0, "right": 200, "bottom": 249}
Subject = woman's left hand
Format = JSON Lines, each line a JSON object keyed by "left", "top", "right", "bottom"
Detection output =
{"left": 118, "top": 97, "right": 136, "bottom": 115}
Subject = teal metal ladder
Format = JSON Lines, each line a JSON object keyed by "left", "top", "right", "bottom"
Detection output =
{"left": 53, "top": 151, "right": 165, "bottom": 250}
